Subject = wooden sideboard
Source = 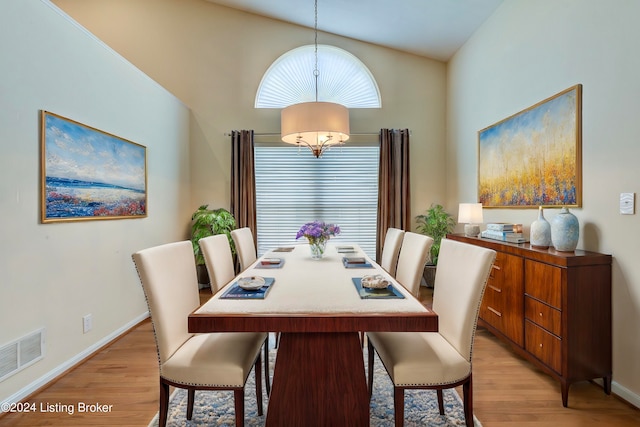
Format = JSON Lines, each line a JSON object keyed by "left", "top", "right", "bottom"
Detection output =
{"left": 447, "top": 234, "right": 612, "bottom": 407}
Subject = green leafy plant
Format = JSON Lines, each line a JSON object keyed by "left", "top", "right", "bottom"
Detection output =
{"left": 190, "top": 205, "right": 236, "bottom": 266}
{"left": 416, "top": 203, "right": 456, "bottom": 265}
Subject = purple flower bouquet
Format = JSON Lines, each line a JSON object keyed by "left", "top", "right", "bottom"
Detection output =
{"left": 296, "top": 221, "right": 340, "bottom": 259}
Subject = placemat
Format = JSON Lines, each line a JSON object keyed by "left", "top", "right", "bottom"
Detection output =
{"left": 220, "top": 277, "right": 276, "bottom": 299}
{"left": 351, "top": 277, "right": 405, "bottom": 299}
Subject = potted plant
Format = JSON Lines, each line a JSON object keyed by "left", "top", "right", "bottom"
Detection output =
{"left": 191, "top": 205, "right": 237, "bottom": 284}
{"left": 416, "top": 203, "right": 456, "bottom": 287}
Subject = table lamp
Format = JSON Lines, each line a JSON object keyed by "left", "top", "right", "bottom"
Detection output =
{"left": 458, "top": 203, "right": 483, "bottom": 237}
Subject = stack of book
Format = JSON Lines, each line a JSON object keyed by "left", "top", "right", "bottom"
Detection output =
{"left": 481, "top": 223, "right": 527, "bottom": 243}
{"left": 342, "top": 256, "right": 373, "bottom": 268}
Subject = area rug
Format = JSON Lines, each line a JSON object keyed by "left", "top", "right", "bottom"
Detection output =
{"left": 148, "top": 349, "right": 481, "bottom": 426}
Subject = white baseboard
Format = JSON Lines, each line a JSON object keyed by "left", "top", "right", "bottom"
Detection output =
{"left": 591, "top": 378, "right": 640, "bottom": 409}
{"left": 1, "top": 312, "right": 149, "bottom": 407}
{"left": 612, "top": 380, "right": 640, "bottom": 409}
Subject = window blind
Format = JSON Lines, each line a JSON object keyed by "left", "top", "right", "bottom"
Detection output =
{"left": 254, "top": 144, "right": 380, "bottom": 258}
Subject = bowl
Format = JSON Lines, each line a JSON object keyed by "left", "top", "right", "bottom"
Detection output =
{"left": 237, "top": 276, "right": 266, "bottom": 290}
{"left": 361, "top": 274, "right": 390, "bottom": 289}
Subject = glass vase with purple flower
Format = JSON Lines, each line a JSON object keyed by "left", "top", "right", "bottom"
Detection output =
{"left": 296, "top": 221, "right": 341, "bottom": 260}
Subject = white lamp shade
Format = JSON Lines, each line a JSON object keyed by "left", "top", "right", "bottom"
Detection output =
{"left": 281, "top": 102, "right": 350, "bottom": 154}
{"left": 458, "top": 203, "right": 484, "bottom": 224}
{"left": 458, "top": 203, "right": 483, "bottom": 237}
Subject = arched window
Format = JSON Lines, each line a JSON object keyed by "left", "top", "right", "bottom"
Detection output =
{"left": 255, "top": 45, "right": 381, "bottom": 108}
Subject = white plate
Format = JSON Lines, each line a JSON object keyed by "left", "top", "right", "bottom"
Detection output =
{"left": 238, "top": 276, "right": 266, "bottom": 290}
{"left": 361, "top": 274, "right": 390, "bottom": 289}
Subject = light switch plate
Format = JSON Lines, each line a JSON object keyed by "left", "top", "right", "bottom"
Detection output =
{"left": 620, "top": 192, "right": 635, "bottom": 215}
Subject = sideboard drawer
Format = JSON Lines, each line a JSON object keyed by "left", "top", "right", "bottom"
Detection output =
{"left": 525, "top": 260, "right": 562, "bottom": 309}
{"left": 525, "top": 320, "right": 562, "bottom": 374}
{"left": 480, "top": 282, "right": 499, "bottom": 319}
{"left": 482, "top": 301, "right": 504, "bottom": 325}
{"left": 525, "top": 296, "right": 562, "bottom": 337}
{"left": 481, "top": 256, "right": 503, "bottom": 322}
{"left": 479, "top": 251, "right": 524, "bottom": 345}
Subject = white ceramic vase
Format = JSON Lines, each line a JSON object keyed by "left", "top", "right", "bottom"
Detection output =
{"left": 551, "top": 207, "right": 579, "bottom": 252}
{"left": 530, "top": 206, "right": 551, "bottom": 249}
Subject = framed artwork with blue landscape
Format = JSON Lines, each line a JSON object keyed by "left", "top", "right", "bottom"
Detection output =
{"left": 478, "top": 84, "right": 582, "bottom": 208}
{"left": 41, "top": 111, "right": 147, "bottom": 222}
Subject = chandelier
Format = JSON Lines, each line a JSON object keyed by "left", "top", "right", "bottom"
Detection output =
{"left": 280, "top": 0, "right": 350, "bottom": 158}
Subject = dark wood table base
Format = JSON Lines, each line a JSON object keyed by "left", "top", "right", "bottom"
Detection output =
{"left": 265, "top": 332, "right": 369, "bottom": 426}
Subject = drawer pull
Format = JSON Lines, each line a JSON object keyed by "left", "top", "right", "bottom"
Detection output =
{"left": 539, "top": 343, "right": 543, "bottom": 348}
{"left": 488, "top": 284, "right": 502, "bottom": 293}
{"left": 492, "top": 264, "right": 501, "bottom": 271}
{"left": 488, "top": 306, "right": 502, "bottom": 317}
{"left": 539, "top": 312, "right": 544, "bottom": 317}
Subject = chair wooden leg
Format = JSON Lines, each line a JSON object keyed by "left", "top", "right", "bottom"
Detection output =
{"left": 234, "top": 389, "right": 245, "bottom": 427}
{"left": 437, "top": 389, "right": 445, "bottom": 415}
{"left": 367, "top": 339, "right": 375, "bottom": 398}
{"left": 394, "top": 386, "right": 405, "bottom": 427}
{"left": 264, "top": 339, "right": 271, "bottom": 397}
{"left": 159, "top": 379, "right": 170, "bottom": 427}
{"left": 463, "top": 374, "right": 473, "bottom": 427}
{"left": 186, "top": 389, "right": 195, "bottom": 420}
{"left": 255, "top": 353, "right": 263, "bottom": 416}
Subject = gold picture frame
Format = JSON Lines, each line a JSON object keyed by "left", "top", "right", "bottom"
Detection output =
{"left": 40, "top": 111, "right": 147, "bottom": 223}
{"left": 478, "top": 84, "right": 582, "bottom": 208}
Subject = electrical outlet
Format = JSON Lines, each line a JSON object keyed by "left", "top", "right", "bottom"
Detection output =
{"left": 82, "top": 314, "right": 92, "bottom": 334}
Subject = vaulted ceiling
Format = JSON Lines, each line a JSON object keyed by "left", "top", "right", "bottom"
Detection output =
{"left": 205, "top": 0, "right": 504, "bottom": 61}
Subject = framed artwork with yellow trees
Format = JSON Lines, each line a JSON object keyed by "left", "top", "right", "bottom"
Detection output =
{"left": 478, "top": 84, "right": 582, "bottom": 208}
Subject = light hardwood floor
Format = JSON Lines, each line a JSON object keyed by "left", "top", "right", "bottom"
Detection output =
{"left": 1, "top": 287, "right": 639, "bottom": 426}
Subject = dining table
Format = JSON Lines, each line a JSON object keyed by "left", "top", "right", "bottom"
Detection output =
{"left": 188, "top": 242, "right": 438, "bottom": 426}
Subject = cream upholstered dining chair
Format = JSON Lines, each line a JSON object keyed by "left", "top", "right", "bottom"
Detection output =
{"left": 231, "top": 227, "right": 257, "bottom": 272}
{"left": 394, "top": 231, "right": 434, "bottom": 297}
{"left": 132, "top": 241, "right": 266, "bottom": 427}
{"left": 358, "top": 227, "right": 406, "bottom": 345}
{"left": 199, "top": 234, "right": 237, "bottom": 295}
{"left": 199, "top": 234, "right": 271, "bottom": 396}
{"left": 230, "top": 227, "right": 282, "bottom": 351}
{"left": 379, "top": 227, "right": 405, "bottom": 276}
{"left": 367, "top": 238, "right": 496, "bottom": 427}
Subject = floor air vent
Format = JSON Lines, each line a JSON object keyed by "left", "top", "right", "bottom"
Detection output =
{"left": 0, "top": 329, "right": 44, "bottom": 382}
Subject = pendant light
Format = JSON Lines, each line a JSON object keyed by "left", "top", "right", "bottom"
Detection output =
{"left": 280, "top": 0, "right": 350, "bottom": 158}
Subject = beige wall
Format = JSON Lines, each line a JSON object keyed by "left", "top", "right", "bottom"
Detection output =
{"left": 0, "top": 0, "right": 190, "bottom": 402}
{"left": 52, "top": 0, "right": 448, "bottom": 223}
{"left": 448, "top": 0, "right": 640, "bottom": 406}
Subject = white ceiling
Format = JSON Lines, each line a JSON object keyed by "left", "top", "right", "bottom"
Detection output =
{"left": 205, "top": 0, "right": 504, "bottom": 61}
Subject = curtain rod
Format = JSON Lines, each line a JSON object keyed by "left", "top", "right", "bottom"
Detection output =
{"left": 224, "top": 131, "right": 409, "bottom": 137}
